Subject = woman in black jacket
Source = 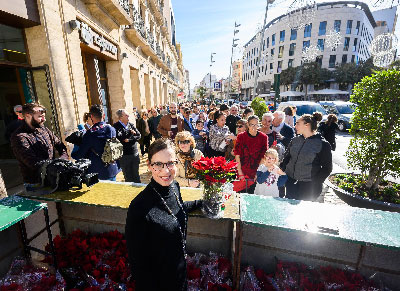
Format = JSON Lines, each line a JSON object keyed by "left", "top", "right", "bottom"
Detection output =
{"left": 318, "top": 114, "right": 339, "bottom": 151}
{"left": 137, "top": 111, "right": 151, "bottom": 156}
{"left": 280, "top": 112, "right": 333, "bottom": 201}
{"left": 125, "top": 139, "right": 202, "bottom": 291}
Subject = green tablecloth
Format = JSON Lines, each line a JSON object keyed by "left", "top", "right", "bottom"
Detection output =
{"left": 0, "top": 196, "right": 47, "bottom": 232}
{"left": 241, "top": 194, "right": 400, "bottom": 250}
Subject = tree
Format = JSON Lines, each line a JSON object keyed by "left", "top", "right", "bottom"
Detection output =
{"left": 250, "top": 97, "right": 269, "bottom": 120}
{"left": 346, "top": 69, "right": 400, "bottom": 190}
{"left": 280, "top": 66, "right": 297, "bottom": 86}
{"left": 334, "top": 58, "right": 376, "bottom": 89}
{"left": 389, "top": 59, "right": 400, "bottom": 70}
{"left": 197, "top": 86, "right": 207, "bottom": 102}
{"left": 298, "top": 62, "right": 332, "bottom": 97}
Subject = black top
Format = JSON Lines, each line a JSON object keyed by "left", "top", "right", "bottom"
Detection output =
{"left": 5, "top": 118, "right": 24, "bottom": 141}
{"left": 113, "top": 121, "right": 141, "bottom": 156}
{"left": 226, "top": 114, "right": 241, "bottom": 134}
{"left": 125, "top": 179, "right": 202, "bottom": 291}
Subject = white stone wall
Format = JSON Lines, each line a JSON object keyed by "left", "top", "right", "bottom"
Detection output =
{"left": 242, "top": 3, "right": 375, "bottom": 92}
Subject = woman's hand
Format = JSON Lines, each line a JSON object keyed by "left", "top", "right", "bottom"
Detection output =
{"left": 188, "top": 179, "right": 200, "bottom": 188}
{"left": 228, "top": 134, "right": 236, "bottom": 140}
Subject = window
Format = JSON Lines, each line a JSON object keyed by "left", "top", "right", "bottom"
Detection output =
{"left": 289, "top": 43, "right": 296, "bottom": 56}
{"left": 290, "top": 29, "right": 297, "bottom": 40}
{"left": 351, "top": 55, "right": 355, "bottom": 63}
{"left": 344, "top": 37, "right": 350, "bottom": 51}
{"left": 277, "top": 61, "right": 282, "bottom": 73}
{"left": 271, "top": 48, "right": 275, "bottom": 56}
{"left": 342, "top": 55, "right": 347, "bottom": 63}
{"left": 278, "top": 46, "right": 284, "bottom": 58}
{"left": 334, "top": 20, "right": 341, "bottom": 32}
{"left": 319, "top": 21, "right": 327, "bottom": 36}
{"left": 272, "top": 34, "right": 275, "bottom": 46}
{"left": 270, "top": 63, "right": 273, "bottom": 73}
{"left": 329, "top": 55, "right": 336, "bottom": 68}
{"left": 303, "top": 40, "right": 310, "bottom": 49}
{"left": 280, "top": 30, "right": 285, "bottom": 42}
{"left": 288, "top": 59, "right": 294, "bottom": 67}
{"left": 304, "top": 24, "right": 312, "bottom": 38}
{"left": 355, "top": 21, "right": 360, "bottom": 35}
{"left": 352, "top": 38, "right": 358, "bottom": 52}
{"left": 346, "top": 20, "right": 352, "bottom": 34}
{"left": 316, "top": 56, "right": 323, "bottom": 66}
{"left": 317, "top": 39, "right": 324, "bottom": 51}
{"left": 266, "top": 37, "right": 269, "bottom": 48}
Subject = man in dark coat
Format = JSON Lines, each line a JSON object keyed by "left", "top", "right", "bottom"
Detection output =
{"left": 225, "top": 105, "right": 241, "bottom": 134}
{"left": 5, "top": 105, "right": 24, "bottom": 141}
{"left": 148, "top": 108, "right": 162, "bottom": 139}
{"left": 11, "top": 103, "right": 68, "bottom": 185}
{"left": 272, "top": 111, "right": 295, "bottom": 148}
{"left": 113, "top": 109, "right": 141, "bottom": 183}
{"left": 72, "top": 105, "right": 120, "bottom": 180}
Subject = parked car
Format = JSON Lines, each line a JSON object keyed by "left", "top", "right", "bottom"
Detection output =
{"left": 277, "top": 101, "right": 328, "bottom": 121}
{"left": 240, "top": 101, "right": 249, "bottom": 109}
{"left": 319, "top": 101, "right": 356, "bottom": 131}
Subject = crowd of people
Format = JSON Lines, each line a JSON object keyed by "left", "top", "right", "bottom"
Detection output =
{"left": 7, "top": 100, "right": 335, "bottom": 201}
{"left": 6, "top": 100, "right": 338, "bottom": 291}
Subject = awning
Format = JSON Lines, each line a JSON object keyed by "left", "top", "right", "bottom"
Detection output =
{"left": 280, "top": 91, "right": 305, "bottom": 97}
{"left": 308, "top": 89, "right": 350, "bottom": 95}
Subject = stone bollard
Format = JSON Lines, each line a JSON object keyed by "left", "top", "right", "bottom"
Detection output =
{"left": 0, "top": 169, "right": 7, "bottom": 199}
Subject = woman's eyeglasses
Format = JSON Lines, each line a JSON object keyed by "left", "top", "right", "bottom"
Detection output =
{"left": 178, "top": 140, "right": 191, "bottom": 145}
{"left": 237, "top": 125, "right": 244, "bottom": 128}
{"left": 150, "top": 161, "right": 178, "bottom": 171}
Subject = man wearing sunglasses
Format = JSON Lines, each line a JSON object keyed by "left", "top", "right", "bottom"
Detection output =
{"left": 5, "top": 105, "right": 24, "bottom": 141}
{"left": 10, "top": 103, "right": 68, "bottom": 186}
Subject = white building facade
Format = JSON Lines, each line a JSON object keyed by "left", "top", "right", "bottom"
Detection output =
{"left": 241, "top": 1, "right": 376, "bottom": 99}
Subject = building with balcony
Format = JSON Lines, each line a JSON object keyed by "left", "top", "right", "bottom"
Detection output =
{"left": 0, "top": 0, "right": 184, "bottom": 155}
{"left": 241, "top": 1, "right": 377, "bottom": 99}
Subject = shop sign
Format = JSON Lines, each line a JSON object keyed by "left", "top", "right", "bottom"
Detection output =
{"left": 76, "top": 20, "right": 118, "bottom": 55}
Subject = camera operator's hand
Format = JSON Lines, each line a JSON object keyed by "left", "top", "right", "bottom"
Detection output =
{"left": 124, "top": 139, "right": 129, "bottom": 143}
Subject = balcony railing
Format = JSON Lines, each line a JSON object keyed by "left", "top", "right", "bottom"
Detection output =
{"left": 119, "top": 0, "right": 130, "bottom": 15}
{"left": 132, "top": 7, "right": 146, "bottom": 39}
{"left": 146, "top": 29, "right": 155, "bottom": 51}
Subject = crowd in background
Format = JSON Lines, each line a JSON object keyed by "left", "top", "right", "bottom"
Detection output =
{"left": 7, "top": 99, "right": 335, "bottom": 201}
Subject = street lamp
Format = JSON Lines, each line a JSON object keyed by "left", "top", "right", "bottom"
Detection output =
{"left": 253, "top": 0, "right": 275, "bottom": 99}
{"left": 210, "top": 52, "right": 216, "bottom": 99}
{"left": 227, "top": 22, "right": 241, "bottom": 100}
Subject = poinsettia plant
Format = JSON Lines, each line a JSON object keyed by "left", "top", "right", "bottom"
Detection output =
{"left": 192, "top": 156, "right": 237, "bottom": 199}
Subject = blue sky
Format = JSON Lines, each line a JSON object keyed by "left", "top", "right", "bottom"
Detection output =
{"left": 172, "top": 0, "right": 400, "bottom": 89}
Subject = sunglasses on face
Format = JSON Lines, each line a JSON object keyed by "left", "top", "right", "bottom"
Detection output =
{"left": 178, "top": 140, "right": 191, "bottom": 145}
{"left": 237, "top": 125, "right": 244, "bottom": 128}
{"left": 32, "top": 109, "right": 46, "bottom": 115}
{"left": 16, "top": 110, "right": 22, "bottom": 113}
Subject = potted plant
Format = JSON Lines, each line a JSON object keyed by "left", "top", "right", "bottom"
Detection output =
{"left": 326, "top": 69, "right": 400, "bottom": 212}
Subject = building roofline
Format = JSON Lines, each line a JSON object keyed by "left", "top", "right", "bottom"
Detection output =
{"left": 244, "top": 1, "right": 377, "bottom": 48}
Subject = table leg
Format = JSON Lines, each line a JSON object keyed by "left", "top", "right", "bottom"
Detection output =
{"left": 55, "top": 202, "right": 66, "bottom": 237}
{"left": 233, "top": 221, "right": 243, "bottom": 290}
{"left": 356, "top": 245, "right": 366, "bottom": 271}
{"left": 43, "top": 207, "right": 58, "bottom": 269}
{"left": 18, "top": 220, "right": 31, "bottom": 260}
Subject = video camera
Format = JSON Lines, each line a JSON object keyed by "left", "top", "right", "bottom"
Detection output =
{"left": 40, "top": 159, "right": 99, "bottom": 192}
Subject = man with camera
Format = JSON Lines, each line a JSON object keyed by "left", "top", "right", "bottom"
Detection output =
{"left": 72, "top": 105, "right": 120, "bottom": 181}
{"left": 113, "top": 109, "right": 141, "bottom": 183}
{"left": 11, "top": 103, "right": 69, "bottom": 187}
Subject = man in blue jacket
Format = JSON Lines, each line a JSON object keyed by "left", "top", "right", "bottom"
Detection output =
{"left": 272, "top": 111, "right": 295, "bottom": 148}
{"left": 72, "top": 105, "right": 120, "bottom": 181}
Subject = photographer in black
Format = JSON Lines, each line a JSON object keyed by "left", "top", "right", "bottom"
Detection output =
{"left": 113, "top": 109, "right": 141, "bottom": 183}
{"left": 11, "top": 103, "right": 69, "bottom": 189}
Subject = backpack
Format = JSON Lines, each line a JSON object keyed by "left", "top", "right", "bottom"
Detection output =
{"left": 101, "top": 137, "right": 123, "bottom": 164}
{"left": 91, "top": 125, "right": 124, "bottom": 165}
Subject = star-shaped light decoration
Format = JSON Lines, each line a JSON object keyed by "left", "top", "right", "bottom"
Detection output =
{"left": 325, "top": 30, "right": 342, "bottom": 50}
{"left": 302, "top": 45, "right": 321, "bottom": 63}
{"left": 373, "top": 52, "right": 395, "bottom": 68}
{"left": 286, "top": 0, "right": 317, "bottom": 30}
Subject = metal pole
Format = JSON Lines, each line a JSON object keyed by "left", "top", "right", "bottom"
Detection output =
{"left": 227, "top": 44, "right": 234, "bottom": 100}
{"left": 253, "top": 0, "right": 273, "bottom": 99}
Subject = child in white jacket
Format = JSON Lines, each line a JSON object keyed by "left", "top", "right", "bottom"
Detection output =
{"left": 254, "top": 148, "right": 288, "bottom": 197}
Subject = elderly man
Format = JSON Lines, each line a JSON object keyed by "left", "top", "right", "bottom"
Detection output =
{"left": 272, "top": 111, "right": 295, "bottom": 148}
{"left": 182, "top": 107, "right": 194, "bottom": 132}
{"left": 113, "top": 109, "right": 141, "bottom": 183}
{"left": 5, "top": 105, "right": 24, "bottom": 141}
{"left": 11, "top": 103, "right": 68, "bottom": 186}
{"left": 157, "top": 102, "right": 184, "bottom": 140}
{"left": 226, "top": 105, "right": 241, "bottom": 134}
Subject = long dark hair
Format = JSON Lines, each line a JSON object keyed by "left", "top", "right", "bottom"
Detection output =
{"left": 326, "top": 114, "right": 338, "bottom": 126}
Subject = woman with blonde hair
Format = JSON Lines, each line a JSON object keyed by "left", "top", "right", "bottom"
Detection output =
{"left": 174, "top": 131, "right": 204, "bottom": 187}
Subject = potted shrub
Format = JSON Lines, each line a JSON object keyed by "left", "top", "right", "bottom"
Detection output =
{"left": 326, "top": 69, "right": 400, "bottom": 212}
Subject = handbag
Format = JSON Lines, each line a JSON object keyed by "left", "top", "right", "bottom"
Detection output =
{"left": 232, "top": 175, "right": 255, "bottom": 192}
